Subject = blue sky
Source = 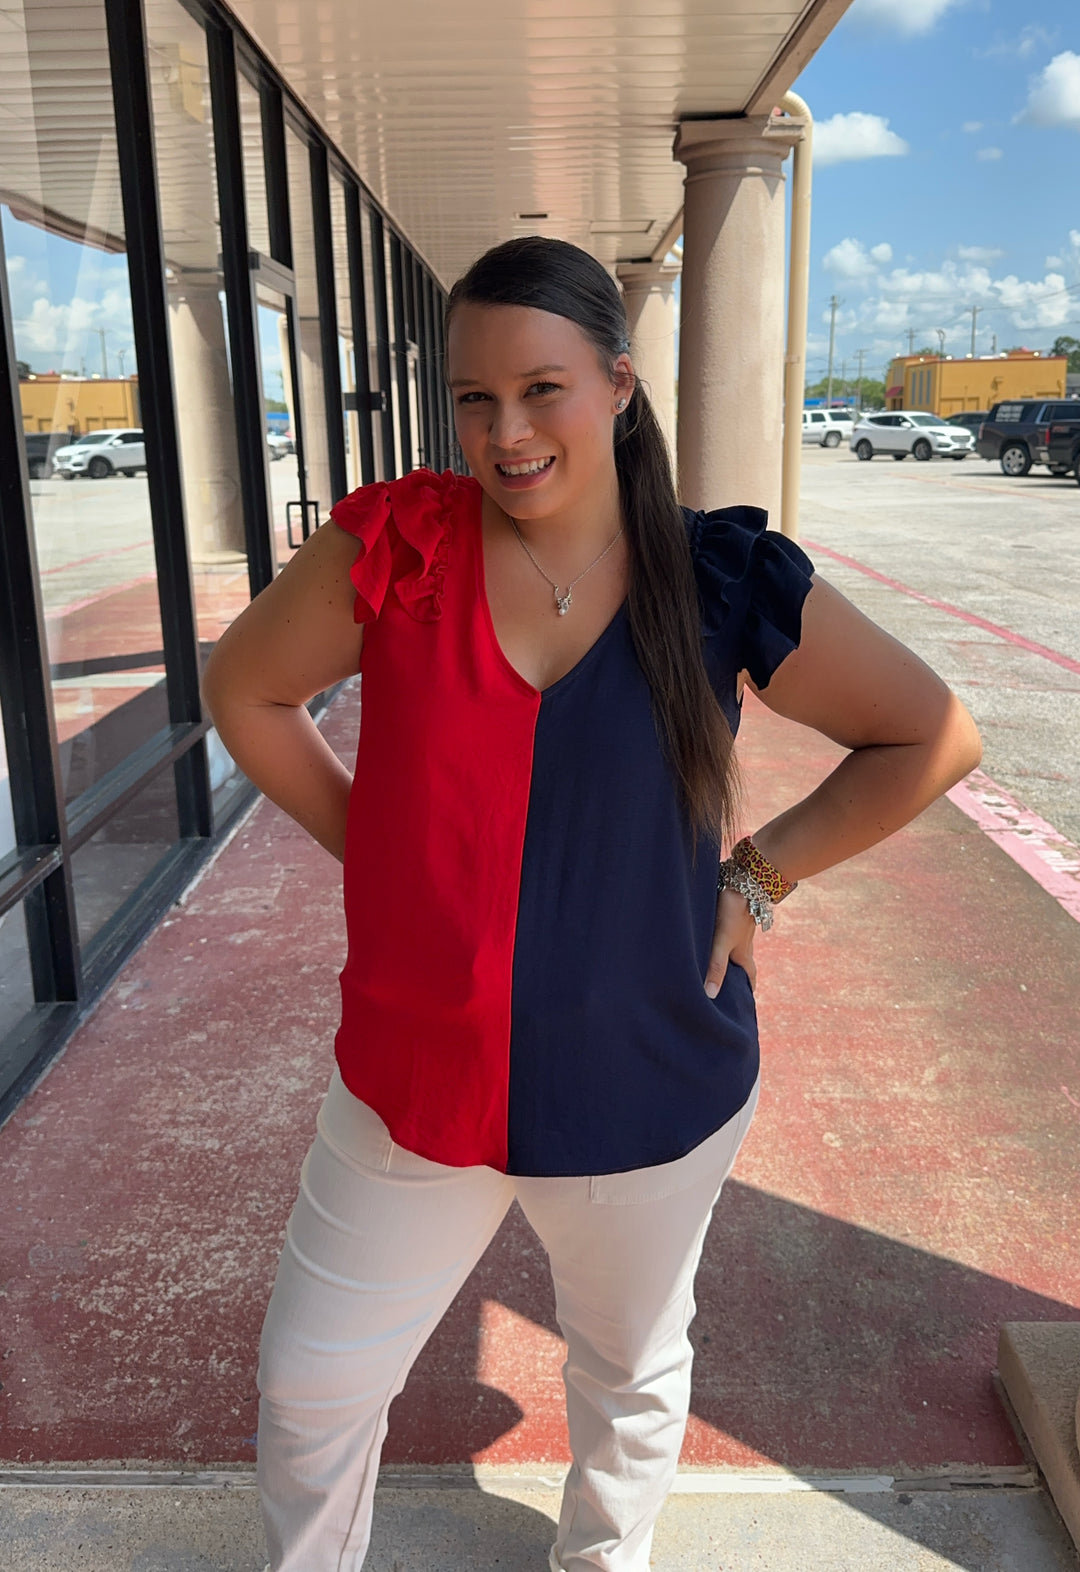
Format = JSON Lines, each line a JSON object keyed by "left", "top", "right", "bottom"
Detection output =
{"left": 791, "top": 0, "right": 1080, "bottom": 385}
{"left": 6, "top": 0, "right": 1078, "bottom": 397}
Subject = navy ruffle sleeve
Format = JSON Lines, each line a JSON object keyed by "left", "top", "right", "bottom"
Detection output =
{"left": 684, "top": 503, "right": 816, "bottom": 694}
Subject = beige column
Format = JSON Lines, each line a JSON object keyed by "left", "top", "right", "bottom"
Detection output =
{"left": 616, "top": 260, "right": 680, "bottom": 465}
{"left": 167, "top": 274, "right": 245, "bottom": 560}
{"left": 673, "top": 116, "right": 801, "bottom": 518}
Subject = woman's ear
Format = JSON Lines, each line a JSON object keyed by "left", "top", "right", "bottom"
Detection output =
{"left": 612, "top": 353, "right": 636, "bottom": 413}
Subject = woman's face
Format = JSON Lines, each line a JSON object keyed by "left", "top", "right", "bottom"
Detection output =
{"left": 446, "top": 302, "right": 634, "bottom": 519}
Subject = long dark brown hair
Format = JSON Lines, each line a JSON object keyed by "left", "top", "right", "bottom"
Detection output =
{"left": 445, "top": 235, "right": 742, "bottom": 858}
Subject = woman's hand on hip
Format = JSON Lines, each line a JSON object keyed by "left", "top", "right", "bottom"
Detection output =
{"left": 704, "top": 889, "right": 757, "bottom": 998}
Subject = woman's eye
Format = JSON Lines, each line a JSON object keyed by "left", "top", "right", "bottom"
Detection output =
{"left": 529, "top": 382, "right": 560, "bottom": 395}
{"left": 456, "top": 391, "right": 488, "bottom": 405}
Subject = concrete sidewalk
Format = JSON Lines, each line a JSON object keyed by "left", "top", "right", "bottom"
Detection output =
{"left": 1, "top": 673, "right": 1078, "bottom": 1568}
{"left": 2, "top": 1466, "right": 1077, "bottom": 1571}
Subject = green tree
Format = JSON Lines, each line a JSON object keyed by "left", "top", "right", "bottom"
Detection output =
{"left": 1050, "top": 335, "right": 1080, "bottom": 372}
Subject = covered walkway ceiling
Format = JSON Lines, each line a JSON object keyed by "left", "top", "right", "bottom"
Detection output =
{"left": 226, "top": 0, "right": 853, "bottom": 284}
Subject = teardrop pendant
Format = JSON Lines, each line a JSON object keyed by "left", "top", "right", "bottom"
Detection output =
{"left": 554, "top": 587, "right": 572, "bottom": 616}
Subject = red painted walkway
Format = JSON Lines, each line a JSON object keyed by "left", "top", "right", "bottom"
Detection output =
{"left": 1, "top": 681, "right": 1077, "bottom": 1472}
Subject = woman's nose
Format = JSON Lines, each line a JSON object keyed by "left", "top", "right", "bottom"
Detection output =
{"left": 489, "top": 402, "right": 534, "bottom": 446}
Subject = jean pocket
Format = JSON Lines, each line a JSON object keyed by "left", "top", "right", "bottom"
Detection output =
{"left": 315, "top": 1065, "right": 395, "bottom": 1173}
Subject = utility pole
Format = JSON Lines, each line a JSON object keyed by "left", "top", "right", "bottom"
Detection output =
{"left": 854, "top": 347, "right": 867, "bottom": 412}
{"left": 934, "top": 327, "right": 946, "bottom": 414}
{"left": 969, "top": 305, "right": 981, "bottom": 357}
{"left": 906, "top": 327, "right": 918, "bottom": 355}
{"left": 825, "top": 294, "right": 839, "bottom": 408}
{"left": 991, "top": 332, "right": 998, "bottom": 354}
{"left": 97, "top": 326, "right": 108, "bottom": 378}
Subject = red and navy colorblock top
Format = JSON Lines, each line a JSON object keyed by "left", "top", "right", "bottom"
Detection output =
{"left": 329, "top": 467, "right": 815, "bottom": 1177}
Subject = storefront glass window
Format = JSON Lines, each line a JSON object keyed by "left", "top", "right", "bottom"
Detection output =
{"left": 285, "top": 123, "right": 332, "bottom": 519}
{"left": 145, "top": 0, "right": 250, "bottom": 826}
{"left": 330, "top": 174, "right": 362, "bottom": 494}
{"left": 1, "top": 0, "right": 169, "bottom": 815}
{"left": 237, "top": 71, "right": 271, "bottom": 258}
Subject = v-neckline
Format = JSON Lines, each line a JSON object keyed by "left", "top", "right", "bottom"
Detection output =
{"left": 469, "top": 480, "right": 629, "bottom": 701}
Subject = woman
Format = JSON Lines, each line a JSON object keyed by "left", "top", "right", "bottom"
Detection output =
{"left": 202, "top": 236, "right": 982, "bottom": 1571}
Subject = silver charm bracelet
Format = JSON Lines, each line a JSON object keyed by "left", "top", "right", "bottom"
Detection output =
{"left": 717, "top": 858, "right": 775, "bottom": 932}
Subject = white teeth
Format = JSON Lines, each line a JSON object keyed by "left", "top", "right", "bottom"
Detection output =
{"left": 497, "top": 457, "right": 554, "bottom": 476}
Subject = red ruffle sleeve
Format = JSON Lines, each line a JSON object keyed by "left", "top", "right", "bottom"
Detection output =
{"left": 328, "top": 467, "right": 459, "bottom": 624}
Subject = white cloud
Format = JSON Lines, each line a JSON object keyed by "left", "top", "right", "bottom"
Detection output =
{"left": 7, "top": 253, "right": 135, "bottom": 373}
{"left": 1071, "top": 230, "right": 1080, "bottom": 249}
{"left": 979, "top": 25, "right": 1058, "bottom": 62}
{"left": 1046, "top": 254, "right": 1064, "bottom": 268}
{"left": 845, "top": 0, "right": 964, "bottom": 36}
{"left": 814, "top": 112, "right": 910, "bottom": 167}
{"left": 976, "top": 146, "right": 1003, "bottom": 160}
{"left": 822, "top": 238, "right": 892, "bottom": 281}
{"left": 833, "top": 257, "right": 1080, "bottom": 344}
{"left": 958, "top": 245, "right": 1004, "bottom": 262}
{"left": 1016, "top": 51, "right": 1080, "bottom": 131}
{"left": 961, "top": 120, "right": 983, "bottom": 133}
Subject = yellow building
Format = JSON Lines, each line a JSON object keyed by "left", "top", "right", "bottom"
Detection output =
{"left": 19, "top": 374, "right": 141, "bottom": 435}
{"left": 884, "top": 352, "right": 1067, "bottom": 416}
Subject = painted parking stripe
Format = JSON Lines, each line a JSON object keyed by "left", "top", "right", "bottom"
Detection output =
{"left": 947, "top": 768, "right": 1080, "bottom": 924}
{"left": 802, "top": 539, "right": 1080, "bottom": 678}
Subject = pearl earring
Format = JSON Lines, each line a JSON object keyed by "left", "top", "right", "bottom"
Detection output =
{"left": 617, "top": 399, "right": 627, "bottom": 410}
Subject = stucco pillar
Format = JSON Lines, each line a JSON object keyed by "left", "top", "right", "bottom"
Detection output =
{"left": 673, "top": 116, "right": 801, "bottom": 518}
{"left": 616, "top": 260, "right": 680, "bottom": 466}
{"left": 167, "top": 274, "right": 245, "bottom": 560}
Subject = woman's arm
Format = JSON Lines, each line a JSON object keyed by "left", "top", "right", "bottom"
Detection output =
{"left": 705, "top": 574, "right": 982, "bottom": 997}
{"left": 200, "top": 521, "right": 366, "bottom": 864}
{"left": 744, "top": 574, "right": 982, "bottom": 881}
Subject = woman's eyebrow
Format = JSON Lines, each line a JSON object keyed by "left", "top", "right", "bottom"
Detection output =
{"left": 448, "top": 364, "right": 567, "bottom": 389}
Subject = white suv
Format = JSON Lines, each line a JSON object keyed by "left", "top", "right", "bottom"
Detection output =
{"left": 801, "top": 409, "right": 853, "bottom": 448}
{"left": 850, "top": 412, "right": 973, "bottom": 462}
{"left": 52, "top": 428, "right": 146, "bottom": 479}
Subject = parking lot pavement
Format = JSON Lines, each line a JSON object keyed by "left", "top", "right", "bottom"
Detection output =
{"left": 796, "top": 446, "right": 1080, "bottom": 848}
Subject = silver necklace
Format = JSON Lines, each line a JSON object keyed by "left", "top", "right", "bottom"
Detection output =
{"left": 506, "top": 514, "right": 625, "bottom": 615}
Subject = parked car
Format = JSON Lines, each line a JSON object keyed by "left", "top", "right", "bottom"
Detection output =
{"left": 1046, "top": 417, "right": 1080, "bottom": 485}
{"left": 23, "top": 430, "right": 72, "bottom": 480}
{"left": 267, "top": 430, "right": 295, "bottom": 460}
{"left": 52, "top": 428, "right": 146, "bottom": 479}
{"left": 975, "top": 399, "right": 1080, "bottom": 477}
{"left": 943, "top": 410, "right": 989, "bottom": 438}
{"left": 801, "top": 409, "right": 853, "bottom": 448}
{"left": 850, "top": 411, "right": 974, "bottom": 461}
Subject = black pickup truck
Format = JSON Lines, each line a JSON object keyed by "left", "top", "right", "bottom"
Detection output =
{"left": 1046, "top": 417, "right": 1080, "bottom": 486}
{"left": 976, "top": 398, "right": 1080, "bottom": 476}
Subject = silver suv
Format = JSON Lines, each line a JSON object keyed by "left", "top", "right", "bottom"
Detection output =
{"left": 850, "top": 412, "right": 973, "bottom": 462}
{"left": 52, "top": 428, "right": 146, "bottom": 479}
{"left": 801, "top": 409, "right": 854, "bottom": 448}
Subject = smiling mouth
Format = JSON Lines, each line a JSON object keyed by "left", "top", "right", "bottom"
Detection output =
{"left": 495, "top": 457, "right": 555, "bottom": 477}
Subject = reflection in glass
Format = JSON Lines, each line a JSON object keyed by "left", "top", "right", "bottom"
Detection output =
{"left": 362, "top": 209, "right": 389, "bottom": 481}
{"left": 256, "top": 284, "right": 302, "bottom": 572}
{"left": 1, "top": 0, "right": 169, "bottom": 806}
{"left": 330, "top": 174, "right": 362, "bottom": 493}
{"left": 0, "top": 901, "right": 34, "bottom": 1046}
{"left": 285, "top": 123, "right": 333, "bottom": 516}
{"left": 71, "top": 767, "right": 180, "bottom": 953}
{"left": 237, "top": 71, "right": 271, "bottom": 258}
{"left": 145, "top": 0, "right": 249, "bottom": 826}
{"left": 0, "top": 716, "right": 16, "bottom": 869}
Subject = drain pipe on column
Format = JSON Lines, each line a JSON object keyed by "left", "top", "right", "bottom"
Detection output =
{"left": 776, "top": 91, "right": 812, "bottom": 542}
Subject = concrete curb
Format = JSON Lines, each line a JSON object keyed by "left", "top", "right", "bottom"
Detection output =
{"left": 998, "top": 1322, "right": 1080, "bottom": 1551}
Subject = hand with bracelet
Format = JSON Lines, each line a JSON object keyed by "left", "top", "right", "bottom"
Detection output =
{"left": 703, "top": 577, "right": 984, "bottom": 1003}
{"left": 704, "top": 834, "right": 796, "bottom": 997}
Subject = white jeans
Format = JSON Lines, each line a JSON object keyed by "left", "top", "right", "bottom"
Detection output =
{"left": 256, "top": 1065, "right": 759, "bottom": 1572}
